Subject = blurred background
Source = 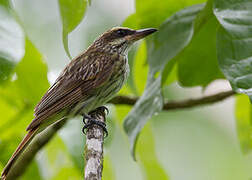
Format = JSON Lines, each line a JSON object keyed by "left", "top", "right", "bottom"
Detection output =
{"left": 0, "top": 0, "right": 251, "bottom": 179}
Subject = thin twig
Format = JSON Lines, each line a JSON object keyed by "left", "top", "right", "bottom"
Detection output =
{"left": 163, "top": 90, "right": 235, "bottom": 110}
{"left": 109, "top": 90, "right": 235, "bottom": 110}
{"left": 84, "top": 110, "right": 106, "bottom": 180}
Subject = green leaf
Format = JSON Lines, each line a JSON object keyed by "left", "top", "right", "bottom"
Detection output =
{"left": 137, "top": 124, "right": 169, "bottom": 180}
{"left": 161, "top": 58, "right": 177, "bottom": 86}
{"left": 135, "top": 0, "right": 205, "bottom": 28}
{"left": 122, "top": 13, "right": 139, "bottom": 29}
{"left": 123, "top": 5, "right": 204, "bottom": 158}
{"left": 132, "top": 42, "right": 148, "bottom": 94}
{"left": 58, "top": 0, "right": 87, "bottom": 59}
{"left": 214, "top": 0, "right": 252, "bottom": 99}
{"left": 124, "top": 76, "right": 163, "bottom": 159}
{"left": 135, "top": 0, "right": 170, "bottom": 28}
{"left": 147, "top": 4, "right": 203, "bottom": 74}
{"left": 15, "top": 39, "right": 49, "bottom": 106}
{"left": 0, "top": 0, "right": 11, "bottom": 9}
{"left": 177, "top": 15, "right": 224, "bottom": 87}
{"left": 0, "top": 6, "right": 25, "bottom": 83}
{"left": 235, "top": 94, "right": 252, "bottom": 153}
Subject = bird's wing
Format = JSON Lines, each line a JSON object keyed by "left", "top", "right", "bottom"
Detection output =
{"left": 27, "top": 53, "right": 115, "bottom": 130}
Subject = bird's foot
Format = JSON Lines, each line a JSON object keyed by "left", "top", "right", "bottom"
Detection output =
{"left": 82, "top": 119, "right": 108, "bottom": 137}
{"left": 82, "top": 114, "right": 91, "bottom": 124}
{"left": 82, "top": 106, "right": 108, "bottom": 137}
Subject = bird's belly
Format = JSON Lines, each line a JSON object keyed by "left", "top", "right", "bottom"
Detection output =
{"left": 94, "top": 61, "right": 129, "bottom": 107}
{"left": 72, "top": 67, "right": 129, "bottom": 116}
{"left": 96, "top": 71, "right": 127, "bottom": 105}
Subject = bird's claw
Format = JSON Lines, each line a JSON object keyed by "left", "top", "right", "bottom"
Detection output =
{"left": 82, "top": 114, "right": 92, "bottom": 124}
{"left": 82, "top": 106, "right": 109, "bottom": 137}
{"left": 82, "top": 118, "right": 108, "bottom": 137}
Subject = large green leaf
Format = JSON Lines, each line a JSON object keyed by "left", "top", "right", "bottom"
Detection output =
{"left": 135, "top": 0, "right": 171, "bottom": 28}
{"left": 123, "top": 5, "right": 204, "bottom": 158}
{"left": 0, "top": 0, "right": 10, "bottom": 9}
{"left": 124, "top": 75, "right": 163, "bottom": 159}
{"left": 135, "top": 0, "right": 205, "bottom": 28}
{"left": 177, "top": 0, "right": 224, "bottom": 87}
{"left": 0, "top": 6, "right": 24, "bottom": 84}
{"left": 214, "top": 0, "right": 252, "bottom": 99}
{"left": 122, "top": 13, "right": 139, "bottom": 29}
{"left": 15, "top": 39, "right": 49, "bottom": 106}
{"left": 58, "top": 0, "right": 87, "bottom": 59}
{"left": 235, "top": 94, "right": 252, "bottom": 153}
{"left": 147, "top": 5, "right": 203, "bottom": 73}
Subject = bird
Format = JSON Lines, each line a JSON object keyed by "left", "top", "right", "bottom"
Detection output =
{"left": 1, "top": 27, "right": 157, "bottom": 179}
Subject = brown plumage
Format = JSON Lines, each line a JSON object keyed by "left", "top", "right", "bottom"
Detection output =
{"left": 1, "top": 27, "right": 157, "bottom": 179}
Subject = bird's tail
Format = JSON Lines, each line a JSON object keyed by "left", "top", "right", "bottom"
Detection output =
{"left": 1, "top": 127, "right": 39, "bottom": 180}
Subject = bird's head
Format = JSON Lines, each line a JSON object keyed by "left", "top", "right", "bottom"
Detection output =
{"left": 93, "top": 27, "right": 157, "bottom": 54}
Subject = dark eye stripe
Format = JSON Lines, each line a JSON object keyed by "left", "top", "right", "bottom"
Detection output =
{"left": 115, "top": 29, "right": 135, "bottom": 37}
{"left": 116, "top": 29, "right": 127, "bottom": 36}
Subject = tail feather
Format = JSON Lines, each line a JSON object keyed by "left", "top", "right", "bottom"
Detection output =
{"left": 1, "top": 128, "right": 38, "bottom": 180}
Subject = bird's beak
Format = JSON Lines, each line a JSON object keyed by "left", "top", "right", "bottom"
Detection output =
{"left": 126, "top": 28, "right": 157, "bottom": 42}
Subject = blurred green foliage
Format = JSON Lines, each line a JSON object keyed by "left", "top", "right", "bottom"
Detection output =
{"left": 0, "top": 0, "right": 252, "bottom": 179}
{"left": 235, "top": 94, "right": 252, "bottom": 153}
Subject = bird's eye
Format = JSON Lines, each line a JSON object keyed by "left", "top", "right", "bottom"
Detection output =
{"left": 116, "top": 29, "right": 127, "bottom": 36}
